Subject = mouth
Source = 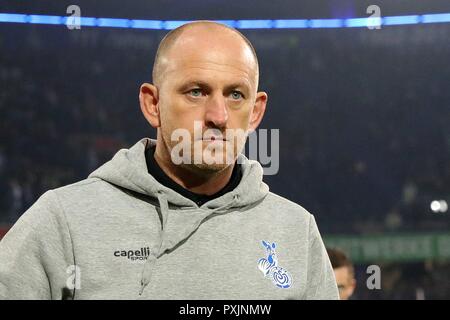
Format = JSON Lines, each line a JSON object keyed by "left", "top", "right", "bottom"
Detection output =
{"left": 200, "top": 134, "right": 228, "bottom": 142}
{"left": 202, "top": 136, "right": 227, "bottom": 142}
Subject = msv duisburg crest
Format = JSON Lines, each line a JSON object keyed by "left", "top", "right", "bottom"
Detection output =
{"left": 258, "top": 240, "right": 292, "bottom": 289}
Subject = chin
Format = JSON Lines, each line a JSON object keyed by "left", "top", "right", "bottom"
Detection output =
{"left": 186, "top": 150, "right": 237, "bottom": 173}
{"left": 191, "top": 162, "right": 230, "bottom": 173}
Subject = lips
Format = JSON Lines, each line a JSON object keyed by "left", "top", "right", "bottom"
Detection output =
{"left": 204, "top": 137, "right": 225, "bottom": 141}
{"left": 201, "top": 135, "right": 227, "bottom": 141}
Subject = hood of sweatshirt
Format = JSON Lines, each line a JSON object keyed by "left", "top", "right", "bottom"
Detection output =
{"left": 90, "top": 138, "right": 269, "bottom": 210}
{"left": 88, "top": 138, "right": 270, "bottom": 294}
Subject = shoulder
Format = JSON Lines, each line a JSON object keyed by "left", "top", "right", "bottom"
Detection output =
{"left": 33, "top": 177, "right": 120, "bottom": 221}
{"left": 51, "top": 177, "right": 106, "bottom": 194}
{"left": 258, "top": 192, "right": 314, "bottom": 226}
{"left": 49, "top": 177, "right": 121, "bottom": 203}
{"left": 264, "top": 192, "right": 312, "bottom": 217}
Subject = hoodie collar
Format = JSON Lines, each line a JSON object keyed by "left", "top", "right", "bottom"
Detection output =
{"left": 89, "top": 138, "right": 269, "bottom": 210}
{"left": 144, "top": 143, "right": 242, "bottom": 207}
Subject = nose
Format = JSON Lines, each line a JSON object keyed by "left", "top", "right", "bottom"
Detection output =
{"left": 204, "top": 93, "right": 228, "bottom": 129}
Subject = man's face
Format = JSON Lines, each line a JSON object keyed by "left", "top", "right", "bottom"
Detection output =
{"left": 333, "top": 266, "right": 356, "bottom": 300}
{"left": 155, "top": 28, "right": 264, "bottom": 173}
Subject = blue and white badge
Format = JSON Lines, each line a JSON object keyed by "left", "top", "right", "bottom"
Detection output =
{"left": 257, "top": 240, "right": 292, "bottom": 289}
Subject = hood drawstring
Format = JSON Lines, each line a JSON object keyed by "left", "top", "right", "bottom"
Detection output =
{"left": 208, "top": 194, "right": 240, "bottom": 214}
{"left": 139, "top": 190, "right": 169, "bottom": 296}
{"left": 138, "top": 192, "right": 240, "bottom": 296}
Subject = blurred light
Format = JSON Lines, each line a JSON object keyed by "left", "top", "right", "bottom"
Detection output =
{"left": 383, "top": 15, "right": 420, "bottom": 26}
{"left": 273, "top": 19, "right": 308, "bottom": 29}
{"left": 422, "top": 13, "right": 450, "bottom": 24}
{"left": 78, "top": 17, "right": 98, "bottom": 27}
{"left": 342, "top": 17, "right": 381, "bottom": 28}
{"left": 430, "top": 200, "right": 448, "bottom": 213}
{"left": 1, "top": 12, "right": 450, "bottom": 29}
{"left": 344, "top": 17, "right": 370, "bottom": 28}
{"left": 163, "top": 20, "right": 191, "bottom": 30}
{"left": 28, "top": 14, "right": 63, "bottom": 25}
{"left": 0, "top": 13, "right": 27, "bottom": 23}
{"left": 366, "top": 17, "right": 382, "bottom": 29}
{"left": 236, "top": 20, "right": 273, "bottom": 29}
{"left": 439, "top": 200, "right": 448, "bottom": 213}
{"left": 431, "top": 200, "right": 440, "bottom": 212}
{"left": 131, "top": 19, "right": 163, "bottom": 29}
{"left": 309, "top": 19, "right": 343, "bottom": 28}
{"left": 96, "top": 18, "right": 130, "bottom": 28}
{"left": 213, "top": 20, "right": 237, "bottom": 28}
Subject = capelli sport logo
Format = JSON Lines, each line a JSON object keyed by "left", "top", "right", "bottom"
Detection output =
{"left": 114, "top": 247, "right": 151, "bottom": 262}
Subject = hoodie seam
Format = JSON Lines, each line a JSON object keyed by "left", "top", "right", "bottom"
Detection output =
{"left": 48, "top": 190, "right": 77, "bottom": 300}
{"left": 112, "top": 169, "right": 149, "bottom": 195}
{"left": 61, "top": 178, "right": 101, "bottom": 188}
{"left": 306, "top": 214, "right": 324, "bottom": 300}
{"left": 301, "top": 213, "right": 313, "bottom": 300}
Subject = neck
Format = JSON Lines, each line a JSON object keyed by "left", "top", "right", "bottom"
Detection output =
{"left": 153, "top": 144, "right": 235, "bottom": 196}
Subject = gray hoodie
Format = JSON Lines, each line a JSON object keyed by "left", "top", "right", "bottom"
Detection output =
{"left": 0, "top": 138, "right": 338, "bottom": 300}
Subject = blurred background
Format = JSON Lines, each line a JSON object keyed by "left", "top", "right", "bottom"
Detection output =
{"left": 0, "top": 0, "right": 449, "bottom": 299}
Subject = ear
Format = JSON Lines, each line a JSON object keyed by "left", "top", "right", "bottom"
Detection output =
{"left": 139, "top": 83, "right": 160, "bottom": 128}
{"left": 248, "top": 91, "right": 268, "bottom": 133}
{"left": 349, "top": 278, "right": 356, "bottom": 295}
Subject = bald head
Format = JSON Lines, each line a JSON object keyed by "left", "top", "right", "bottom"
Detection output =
{"left": 152, "top": 21, "right": 259, "bottom": 88}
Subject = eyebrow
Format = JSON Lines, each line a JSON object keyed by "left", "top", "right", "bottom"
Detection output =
{"left": 178, "top": 80, "right": 250, "bottom": 93}
{"left": 178, "top": 80, "right": 210, "bottom": 91}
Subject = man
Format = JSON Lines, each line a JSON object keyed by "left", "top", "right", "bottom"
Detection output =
{"left": 327, "top": 248, "right": 356, "bottom": 300}
{"left": 0, "top": 21, "right": 338, "bottom": 299}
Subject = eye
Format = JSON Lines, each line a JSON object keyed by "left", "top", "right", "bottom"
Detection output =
{"left": 230, "top": 91, "right": 243, "bottom": 100}
{"left": 189, "top": 89, "right": 202, "bottom": 97}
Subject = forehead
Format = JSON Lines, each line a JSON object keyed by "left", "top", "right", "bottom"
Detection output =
{"left": 161, "top": 29, "right": 258, "bottom": 87}
{"left": 166, "top": 60, "right": 255, "bottom": 89}
{"left": 334, "top": 267, "right": 352, "bottom": 282}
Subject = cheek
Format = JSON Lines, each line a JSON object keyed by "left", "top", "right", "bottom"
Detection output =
{"left": 160, "top": 98, "right": 195, "bottom": 129}
{"left": 158, "top": 103, "right": 180, "bottom": 143}
{"left": 229, "top": 107, "right": 253, "bottom": 129}
{"left": 160, "top": 113, "right": 204, "bottom": 147}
